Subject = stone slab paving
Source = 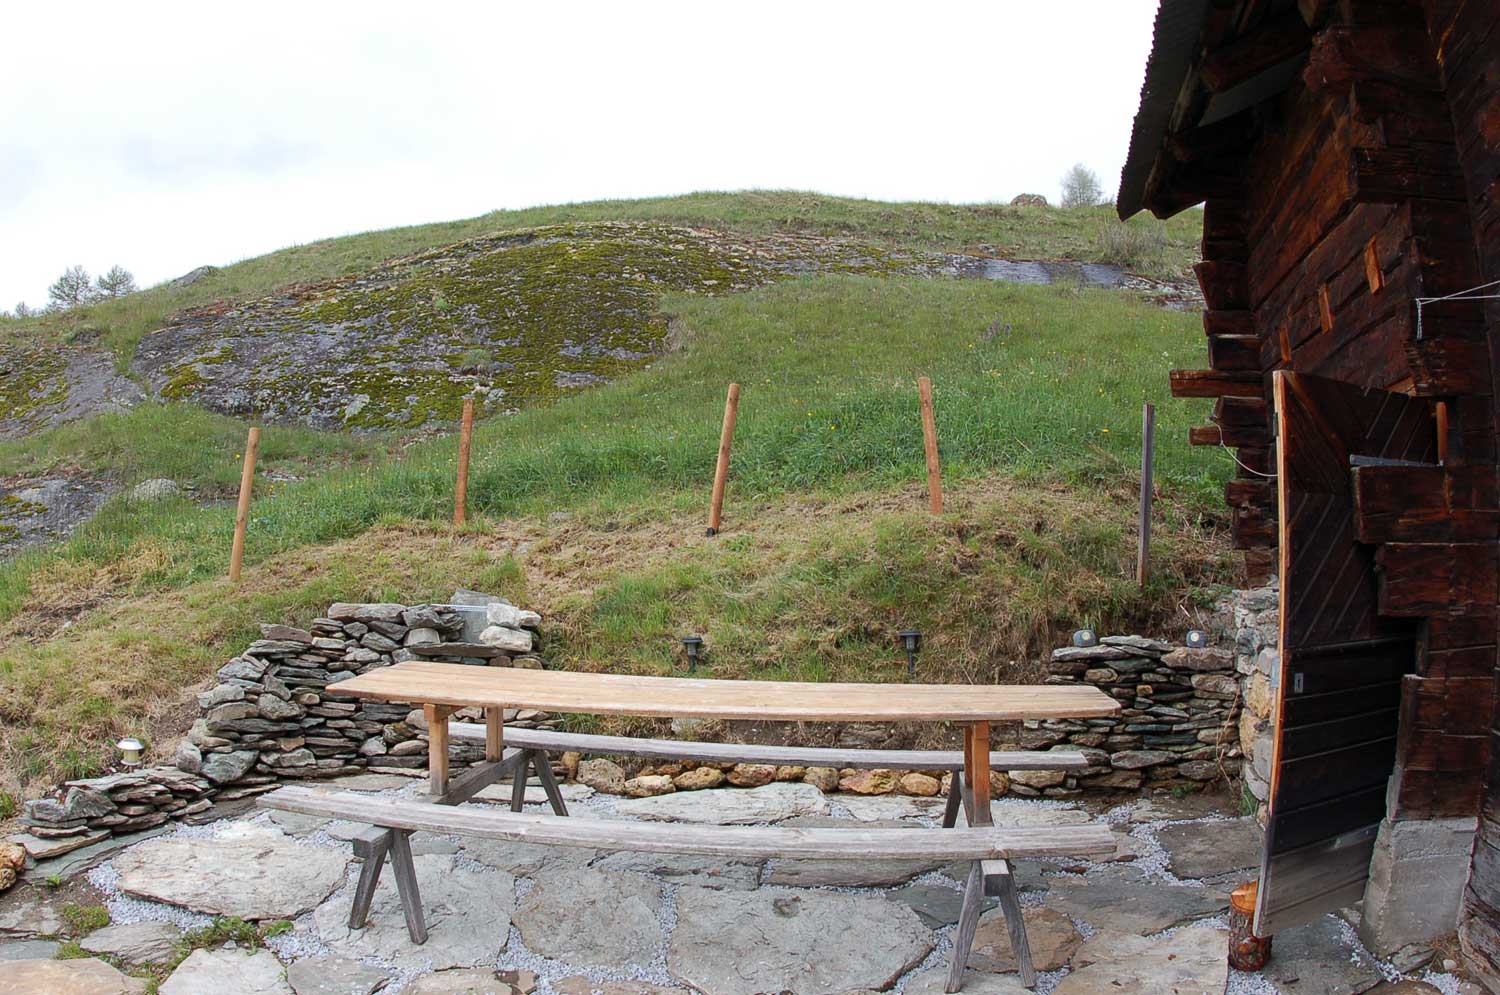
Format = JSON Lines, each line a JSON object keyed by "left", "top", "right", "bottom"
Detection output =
{"left": 1045, "top": 864, "right": 1229, "bottom": 935}
{"left": 112, "top": 822, "right": 348, "bottom": 919}
{"left": 1053, "top": 925, "right": 1228, "bottom": 994}
{"left": 0, "top": 938, "right": 59, "bottom": 960}
{"left": 285, "top": 955, "right": 391, "bottom": 995}
{"left": 0, "top": 957, "right": 148, "bottom": 994}
{"left": 6, "top": 780, "right": 1480, "bottom": 995}
{"left": 79, "top": 921, "right": 182, "bottom": 963}
{"left": 313, "top": 853, "right": 515, "bottom": 971}
{"left": 667, "top": 886, "right": 933, "bottom": 995}
{"left": 514, "top": 867, "right": 663, "bottom": 972}
{"left": 161, "top": 947, "right": 293, "bottom": 994}
{"left": 1155, "top": 817, "right": 1266, "bottom": 880}
{"left": 970, "top": 906, "right": 1082, "bottom": 973}
{"left": 1262, "top": 915, "right": 1385, "bottom": 995}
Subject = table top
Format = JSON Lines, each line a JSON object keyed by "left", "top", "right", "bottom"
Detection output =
{"left": 326, "top": 661, "right": 1120, "bottom": 723}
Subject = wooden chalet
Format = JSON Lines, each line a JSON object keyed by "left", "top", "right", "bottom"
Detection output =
{"left": 1118, "top": 0, "right": 1500, "bottom": 983}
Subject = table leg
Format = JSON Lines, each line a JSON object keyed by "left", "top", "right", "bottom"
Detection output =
{"left": 485, "top": 706, "right": 504, "bottom": 762}
{"left": 964, "top": 721, "right": 992, "bottom": 827}
{"left": 425, "top": 704, "right": 453, "bottom": 797}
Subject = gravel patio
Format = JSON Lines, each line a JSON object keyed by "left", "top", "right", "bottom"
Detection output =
{"left": 0, "top": 777, "right": 1477, "bottom": 995}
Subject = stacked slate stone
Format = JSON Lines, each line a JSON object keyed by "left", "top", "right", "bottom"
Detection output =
{"left": 17, "top": 769, "right": 213, "bottom": 856}
{"left": 1231, "top": 584, "right": 1278, "bottom": 821}
{"left": 1023, "top": 634, "right": 1242, "bottom": 794}
{"left": 173, "top": 592, "right": 553, "bottom": 794}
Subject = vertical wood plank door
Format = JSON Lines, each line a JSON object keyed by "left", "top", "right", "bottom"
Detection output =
{"left": 1255, "top": 371, "right": 1435, "bottom": 935}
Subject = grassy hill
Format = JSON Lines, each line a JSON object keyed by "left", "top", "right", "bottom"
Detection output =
{"left": 0, "top": 192, "right": 1225, "bottom": 805}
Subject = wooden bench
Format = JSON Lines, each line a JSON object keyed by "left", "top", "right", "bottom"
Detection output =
{"left": 259, "top": 784, "right": 1115, "bottom": 992}
{"left": 446, "top": 722, "right": 1092, "bottom": 829}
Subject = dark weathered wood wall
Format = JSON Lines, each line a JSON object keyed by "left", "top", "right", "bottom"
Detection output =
{"left": 1421, "top": 0, "right": 1500, "bottom": 984}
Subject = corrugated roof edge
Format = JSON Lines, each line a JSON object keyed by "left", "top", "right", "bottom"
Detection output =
{"left": 1117, "top": 0, "right": 1211, "bottom": 219}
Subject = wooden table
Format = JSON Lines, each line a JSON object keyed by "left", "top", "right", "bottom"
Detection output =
{"left": 327, "top": 661, "right": 1119, "bottom": 826}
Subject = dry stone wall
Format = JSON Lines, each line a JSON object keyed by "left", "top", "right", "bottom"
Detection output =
{"left": 1023, "top": 632, "right": 1243, "bottom": 795}
{"left": 13, "top": 592, "right": 1259, "bottom": 861}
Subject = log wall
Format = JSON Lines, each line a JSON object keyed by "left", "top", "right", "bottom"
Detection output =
{"left": 1421, "top": 0, "right": 1500, "bottom": 985}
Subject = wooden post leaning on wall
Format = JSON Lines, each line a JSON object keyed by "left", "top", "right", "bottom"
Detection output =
{"left": 707, "top": 383, "right": 740, "bottom": 536}
{"left": 1137, "top": 402, "right": 1156, "bottom": 587}
{"left": 454, "top": 396, "right": 476, "bottom": 526}
{"left": 229, "top": 426, "right": 262, "bottom": 583}
{"left": 918, "top": 376, "right": 943, "bottom": 515}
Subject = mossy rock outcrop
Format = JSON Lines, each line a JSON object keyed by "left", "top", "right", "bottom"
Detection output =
{"left": 0, "top": 347, "right": 143, "bottom": 440}
{"left": 130, "top": 222, "right": 940, "bottom": 430}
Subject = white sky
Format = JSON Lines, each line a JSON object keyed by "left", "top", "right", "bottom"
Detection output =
{"left": 1, "top": 1, "right": 1159, "bottom": 310}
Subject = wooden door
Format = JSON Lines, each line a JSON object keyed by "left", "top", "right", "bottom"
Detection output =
{"left": 1254, "top": 371, "right": 1435, "bottom": 935}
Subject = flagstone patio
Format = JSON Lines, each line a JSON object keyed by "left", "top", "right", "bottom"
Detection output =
{"left": 0, "top": 777, "right": 1483, "bottom": 995}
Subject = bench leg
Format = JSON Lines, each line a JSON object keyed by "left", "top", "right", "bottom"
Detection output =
{"left": 942, "top": 769, "right": 962, "bottom": 828}
{"left": 387, "top": 829, "right": 427, "bottom": 944}
{"left": 533, "top": 751, "right": 569, "bottom": 816}
{"left": 989, "top": 861, "right": 1036, "bottom": 989}
{"left": 510, "top": 751, "right": 531, "bottom": 812}
{"left": 946, "top": 862, "right": 984, "bottom": 992}
{"left": 348, "top": 830, "right": 391, "bottom": 929}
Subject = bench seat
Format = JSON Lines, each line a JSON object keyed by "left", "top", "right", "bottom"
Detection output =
{"left": 258, "top": 785, "right": 1113, "bottom": 993}
{"left": 447, "top": 722, "right": 1090, "bottom": 772}
{"left": 261, "top": 785, "right": 1113, "bottom": 861}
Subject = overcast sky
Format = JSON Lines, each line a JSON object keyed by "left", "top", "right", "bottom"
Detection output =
{"left": 1, "top": 1, "right": 1159, "bottom": 309}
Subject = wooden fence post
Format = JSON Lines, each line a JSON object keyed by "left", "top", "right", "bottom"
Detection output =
{"left": 1137, "top": 402, "right": 1156, "bottom": 587}
{"left": 707, "top": 383, "right": 740, "bottom": 536}
{"left": 454, "top": 397, "right": 476, "bottom": 526}
{"left": 918, "top": 376, "right": 943, "bottom": 515}
{"left": 229, "top": 426, "right": 261, "bottom": 583}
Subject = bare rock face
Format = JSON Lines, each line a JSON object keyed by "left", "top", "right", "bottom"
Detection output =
{"left": 111, "top": 824, "right": 347, "bottom": 920}
{"left": 668, "top": 887, "right": 933, "bottom": 995}
{"left": 0, "top": 843, "right": 22, "bottom": 893}
{"left": 671, "top": 766, "right": 724, "bottom": 791}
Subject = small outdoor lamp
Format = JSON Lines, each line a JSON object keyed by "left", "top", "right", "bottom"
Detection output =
{"left": 117, "top": 737, "right": 145, "bottom": 768}
{"left": 1185, "top": 629, "right": 1209, "bottom": 649}
{"left": 899, "top": 630, "right": 923, "bottom": 680}
{"left": 681, "top": 635, "right": 704, "bottom": 673}
{"left": 1072, "top": 628, "right": 1099, "bottom": 648}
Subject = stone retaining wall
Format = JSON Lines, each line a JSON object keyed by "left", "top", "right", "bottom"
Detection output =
{"left": 12, "top": 593, "right": 1257, "bottom": 862}
{"left": 1023, "top": 632, "right": 1243, "bottom": 795}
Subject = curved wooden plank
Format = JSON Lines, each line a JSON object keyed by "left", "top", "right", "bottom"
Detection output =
{"left": 258, "top": 786, "right": 1116, "bottom": 862}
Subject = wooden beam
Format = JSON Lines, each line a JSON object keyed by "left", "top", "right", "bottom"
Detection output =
{"left": 1167, "top": 112, "right": 1258, "bottom": 163}
{"left": 1355, "top": 465, "right": 1500, "bottom": 543}
{"left": 1189, "top": 425, "right": 1224, "bottom": 447}
{"left": 1376, "top": 543, "right": 1500, "bottom": 616}
{"left": 1351, "top": 147, "right": 1467, "bottom": 204}
{"left": 1195, "top": 261, "right": 1250, "bottom": 311}
{"left": 1204, "top": 310, "right": 1256, "bottom": 337}
{"left": 1208, "top": 334, "right": 1264, "bottom": 371}
{"left": 446, "top": 721, "right": 1093, "bottom": 772}
{"left": 1171, "top": 370, "right": 1265, "bottom": 399}
{"left": 1200, "top": 11, "right": 1312, "bottom": 92}
{"left": 1406, "top": 336, "right": 1494, "bottom": 397}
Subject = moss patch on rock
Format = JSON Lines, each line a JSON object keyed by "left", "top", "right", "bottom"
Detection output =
{"left": 0, "top": 349, "right": 69, "bottom": 433}
{"left": 130, "top": 222, "right": 939, "bottom": 430}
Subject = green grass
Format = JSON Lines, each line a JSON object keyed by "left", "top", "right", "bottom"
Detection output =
{"left": 0, "top": 276, "right": 1222, "bottom": 622}
{"left": 2, "top": 191, "right": 1201, "bottom": 366}
{"left": 0, "top": 275, "right": 1234, "bottom": 796}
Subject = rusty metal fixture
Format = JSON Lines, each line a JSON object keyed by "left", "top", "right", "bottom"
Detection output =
{"left": 1228, "top": 881, "right": 1272, "bottom": 971}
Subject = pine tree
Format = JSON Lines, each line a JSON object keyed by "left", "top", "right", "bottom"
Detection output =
{"left": 47, "top": 266, "right": 95, "bottom": 309}
{"left": 95, "top": 265, "right": 138, "bottom": 298}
